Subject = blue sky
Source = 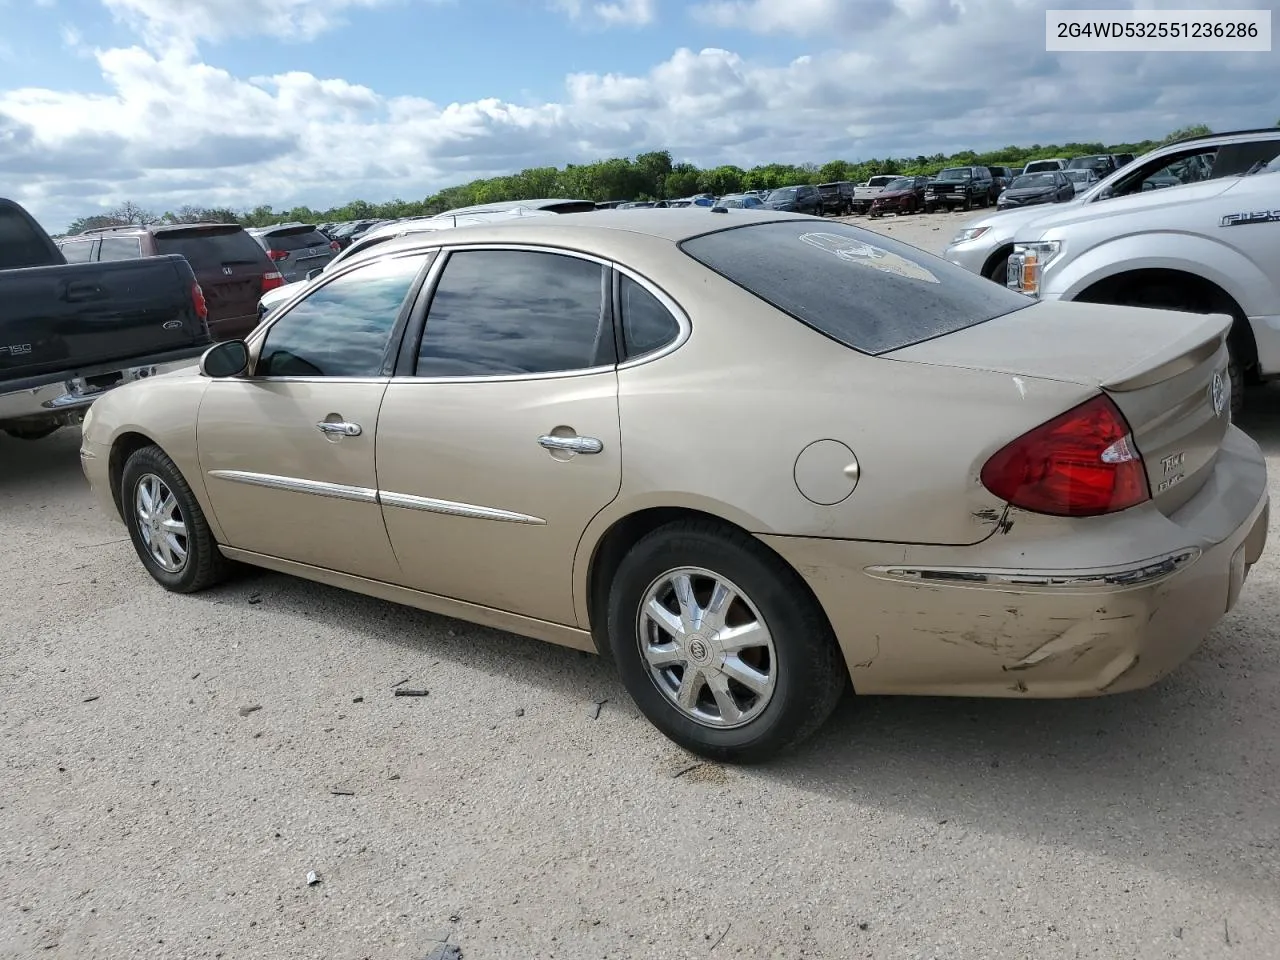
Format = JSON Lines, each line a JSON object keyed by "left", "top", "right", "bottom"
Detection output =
{"left": 1, "top": 0, "right": 1276, "bottom": 230}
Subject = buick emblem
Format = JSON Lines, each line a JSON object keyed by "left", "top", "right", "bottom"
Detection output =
{"left": 1210, "top": 372, "right": 1227, "bottom": 418}
{"left": 222, "top": 266, "right": 233, "bottom": 276}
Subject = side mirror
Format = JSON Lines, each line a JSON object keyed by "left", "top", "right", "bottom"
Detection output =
{"left": 305, "top": 268, "right": 324, "bottom": 281}
{"left": 200, "top": 340, "right": 250, "bottom": 379}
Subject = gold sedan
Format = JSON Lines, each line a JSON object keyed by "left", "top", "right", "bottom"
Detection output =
{"left": 79, "top": 210, "right": 1269, "bottom": 762}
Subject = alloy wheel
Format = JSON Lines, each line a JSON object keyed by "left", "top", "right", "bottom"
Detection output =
{"left": 636, "top": 566, "right": 777, "bottom": 729}
{"left": 134, "top": 473, "right": 189, "bottom": 573}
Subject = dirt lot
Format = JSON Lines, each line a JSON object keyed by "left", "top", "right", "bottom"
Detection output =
{"left": 3, "top": 210, "right": 1279, "bottom": 959}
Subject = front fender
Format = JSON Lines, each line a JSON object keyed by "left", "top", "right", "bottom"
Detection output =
{"left": 85, "top": 374, "right": 221, "bottom": 541}
{"left": 1045, "top": 232, "right": 1274, "bottom": 318}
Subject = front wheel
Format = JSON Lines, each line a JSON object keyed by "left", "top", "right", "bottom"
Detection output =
{"left": 606, "top": 520, "right": 847, "bottom": 763}
{"left": 121, "top": 444, "right": 233, "bottom": 593}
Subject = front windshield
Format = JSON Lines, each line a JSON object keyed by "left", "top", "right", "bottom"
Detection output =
{"left": 767, "top": 188, "right": 799, "bottom": 200}
{"left": 1010, "top": 173, "right": 1057, "bottom": 189}
{"left": 882, "top": 178, "right": 913, "bottom": 192}
{"left": 938, "top": 168, "right": 971, "bottom": 180}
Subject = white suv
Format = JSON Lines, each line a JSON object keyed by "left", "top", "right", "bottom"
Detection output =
{"left": 1007, "top": 145, "right": 1280, "bottom": 416}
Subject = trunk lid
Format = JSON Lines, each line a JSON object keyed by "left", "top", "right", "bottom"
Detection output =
{"left": 889, "top": 300, "right": 1233, "bottom": 515}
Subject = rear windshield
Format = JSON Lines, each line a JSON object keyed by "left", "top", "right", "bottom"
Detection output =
{"left": 679, "top": 221, "right": 1033, "bottom": 355}
{"left": 260, "top": 227, "right": 331, "bottom": 251}
{"left": 154, "top": 226, "right": 268, "bottom": 269}
{"left": 1011, "top": 173, "right": 1057, "bottom": 189}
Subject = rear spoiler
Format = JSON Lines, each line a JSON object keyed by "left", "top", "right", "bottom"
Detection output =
{"left": 1100, "top": 312, "right": 1230, "bottom": 391}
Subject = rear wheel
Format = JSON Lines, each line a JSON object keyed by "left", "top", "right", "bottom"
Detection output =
{"left": 606, "top": 520, "right": 847, "bottom": 763}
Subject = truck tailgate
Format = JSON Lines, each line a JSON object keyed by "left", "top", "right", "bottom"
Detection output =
{"left": 0, "top": 255, "right": 210, "bottom": 385}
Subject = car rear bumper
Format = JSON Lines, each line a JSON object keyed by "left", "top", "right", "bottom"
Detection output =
{"left": 0, "top": 353, "right": 205, "bottom": 427}
{"left": 759, "top": 425, "right": 1269, "bottom": 698}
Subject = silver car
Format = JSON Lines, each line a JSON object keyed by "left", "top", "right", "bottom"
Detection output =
{"left": 247, "top": 224, "right": 338, "bottom": 284}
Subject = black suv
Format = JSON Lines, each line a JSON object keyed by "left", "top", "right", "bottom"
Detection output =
{"left": 986, "top": 166, "right": 1016, "bottom": 194}
{"left": 816, "top": 181, "right": 856, "bottom": 216}
{"left": 925, "top": 166, "right": 994, "bottom": 212}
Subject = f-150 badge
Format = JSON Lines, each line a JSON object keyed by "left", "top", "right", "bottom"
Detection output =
{"left": 1220, "top": 210, "right": 1280, "bottom": 227}
{"left": 1, "top": 343, "right": 33, "bottom": 356}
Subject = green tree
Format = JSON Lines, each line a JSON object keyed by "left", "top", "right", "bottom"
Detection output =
{"left": 1162, "top": 123, "right": 1212, "bottom": 144}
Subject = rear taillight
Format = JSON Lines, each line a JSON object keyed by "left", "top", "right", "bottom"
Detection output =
{"left": 329, "top": 240, "right": 340, "bottom": 252}
{"left": 191, "top": 282, "right": 208, "bottom": 322}
{"left": 261, "top": 271, "right": 285, "bottom": 292}
{"left": 980, "top": 395, "right": 1149, "bottom": 518}
{"left": 266, "top": 249, "right": 290, "bottom": 261}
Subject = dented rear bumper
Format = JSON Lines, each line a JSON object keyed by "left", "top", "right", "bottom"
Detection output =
{"left": 759, "top": 425, "right": 1269, "bottom": 698}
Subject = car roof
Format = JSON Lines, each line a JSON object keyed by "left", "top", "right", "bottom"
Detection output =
{"left": 336, "top": 208, "right": 813, "bottom": 267}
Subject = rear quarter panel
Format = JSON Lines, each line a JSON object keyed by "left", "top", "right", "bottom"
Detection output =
{"left": 572, "top": 244, "right": 1098, "bottom": 620}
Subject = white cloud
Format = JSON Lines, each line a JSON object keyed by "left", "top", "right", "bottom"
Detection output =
{"left": 101, "top": 0, "right": 420, "bottom": 51}
{"left": 552, "top": 0, "right": 655, "bottom": 27}
{"left": 3, "top": 0, "right": 1277, "bottom": 231}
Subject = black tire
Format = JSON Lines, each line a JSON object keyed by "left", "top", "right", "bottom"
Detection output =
{"left": 606, "top": 519, "right": 847, "bottom": 763}
{"left": 4, "top": 424, "right": 60, "bottom": 441}
{"left": 984, "top": 254, "right": 1011, "bottom": 285}
{"left": 120, "top": 444, "right": 232, "bottom": 593}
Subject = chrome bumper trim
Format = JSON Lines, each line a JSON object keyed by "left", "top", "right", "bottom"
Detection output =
{"left": 864, "top": 548, "right": 1201, "bottom": 591}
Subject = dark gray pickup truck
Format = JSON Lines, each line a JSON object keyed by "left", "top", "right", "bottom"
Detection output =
{"left": 0, "top": 199, "right": 212, "bottom": 440}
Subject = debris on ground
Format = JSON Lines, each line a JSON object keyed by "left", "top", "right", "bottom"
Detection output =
{"left": 394, "top": 688, "right": 430, "bottom": 697}
{"left": 247, "top": 593, "right": 262, "bottom": 605}
{"left": 82, "top": 695, "right": 100, "bottom": 703}
{"left": 587, "top": 698, "right": 607, "bottom": 720}
{"left": 671, "top": 762, "right": 703, "bottom": 779}
{"left": 330, "top": 786, "right": 355, "bottom": 796}
{"left": 238, "top": 705, "right": 262, "bottom": 717}
{"left": 514, "top": 708, "right": 524, "bottom": 717}
{"left": 306, "top": 870, "right": 321, "bottom": 886}
{"left": 352, "top": 696, "right": 364, "bottom": 703}
{"left": 421, "top": 944, "right": 462, "bottom": 960}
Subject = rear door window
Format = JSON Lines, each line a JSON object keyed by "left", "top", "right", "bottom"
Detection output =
{"left": 60, "top": 239, "right": 95, "bottom": 263}
{"left": 154, "top": 227, "right": 268, "bottom": 270}
{"left": 415, "top": 249, "right": 611, "bottom": 377}
{"left": 97, "top": 236, "right": 143, "bottom": 261}
{"left": 680, "top": 221, "right": 1032, "bottom": 355}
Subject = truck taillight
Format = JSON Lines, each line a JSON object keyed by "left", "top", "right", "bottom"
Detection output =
{"left": 261, "top": 271, "right": 285, "bottom": 292}
{"left": 980, "top": 395, "right": 1149, "bottom": 518}
{"left": 266, "top": 249, "right": 290, "bottom": 261}
{"left": 329, "top": 240, "right": 340, "bottom": 252}
{"left": 191, "top": 282, "right": 208, "bottom": 321}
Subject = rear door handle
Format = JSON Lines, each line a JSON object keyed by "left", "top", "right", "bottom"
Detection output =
{"left": 538, "top": 435, "right": 603, "bottom": 455}
{"left": 64, "top": 281, "right": 105, "bottom": 302}
{"left": 316, "top": 421, "right": 362, "bottom": 437}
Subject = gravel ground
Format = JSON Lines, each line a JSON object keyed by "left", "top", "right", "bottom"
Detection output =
{"left": 3, "top": 210, "right": 1279, "bottom": 960}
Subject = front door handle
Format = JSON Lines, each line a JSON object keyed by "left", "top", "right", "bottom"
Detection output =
{"left": 538, "top": 435, "right": 603, "bottom": 455}
{"left": 316, "top": 420, "right": 362, "bottom": 437}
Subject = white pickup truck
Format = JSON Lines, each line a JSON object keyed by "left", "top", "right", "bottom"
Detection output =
{"left": 1006, "top": 141, "right": 1280, "bottom": 416}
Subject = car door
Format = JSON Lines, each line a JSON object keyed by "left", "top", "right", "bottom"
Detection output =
{"left": 196, "top": 250, "right": 433, "bottom": 581}
{"left": 375, "top": 245, "right": 623, "bottom": 626}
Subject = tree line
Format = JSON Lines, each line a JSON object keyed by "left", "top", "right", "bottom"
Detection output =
{"left": 60, "top": 124, "right": 1217, "bottom": 235}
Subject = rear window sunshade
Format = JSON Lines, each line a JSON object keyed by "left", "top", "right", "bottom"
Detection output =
{"left": 154, "top": 228, "right": 269, "bottom": 270}
{"left": 679, "top": 221, "right": 1034, "bottom": 356}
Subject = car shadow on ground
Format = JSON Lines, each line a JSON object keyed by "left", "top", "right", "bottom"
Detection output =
{"left": 0, "top": 428, "right": 87, "bottom": 495}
